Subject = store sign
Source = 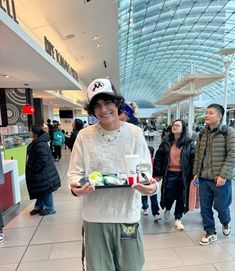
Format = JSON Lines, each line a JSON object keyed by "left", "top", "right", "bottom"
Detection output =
{"left": 44, "top": 36, "right": 79, "bottom": 82}
{"left": 0, "top": 0, "right": 18, "bottom": 23}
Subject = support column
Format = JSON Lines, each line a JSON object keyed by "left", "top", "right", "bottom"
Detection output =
{"left": 176, "top": 101, "right": 180, "bottom": 119}
{"left": 188, "top": 79, "right": 195, "bottom": 135}
{"left": 223, "top": 62, "right": 231, "bottom": 125}
{"left": 167, "top": 105, "right": 171, "bottom": 125}
{"left": 188, "top": 97, "right": 194, "bottom": 135}
{"left": 25, "top": 88, "right": 35, "bottom": 130}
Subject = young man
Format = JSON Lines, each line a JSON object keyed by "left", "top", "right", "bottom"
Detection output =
{"left": 68, "top": 78, "right": 157, "bottom": 271}
{"left": 193, "top": 103, "right": 235, "bottom": 246}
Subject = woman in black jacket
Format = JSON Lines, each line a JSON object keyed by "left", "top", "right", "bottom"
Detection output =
{"left": 26, "top": 125, "right": 61, "bottom": 216}
{"left": 153, "top": 119, "right": 195, "bottom": 230}
{"left": 67, "top": 118, "right": 84, "bottom": 151}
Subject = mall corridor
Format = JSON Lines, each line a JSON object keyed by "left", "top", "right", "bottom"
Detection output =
{"left": 0, "top": 147, "right": 235, "bottom": 271}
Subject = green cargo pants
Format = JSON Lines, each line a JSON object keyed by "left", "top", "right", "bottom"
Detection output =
{"left": 83, "top": 221, "right": 145, "bottom": 271}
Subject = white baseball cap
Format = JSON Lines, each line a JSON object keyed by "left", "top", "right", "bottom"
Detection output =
{"left": 87, "top": 78, "right": 117, "bottom": 103}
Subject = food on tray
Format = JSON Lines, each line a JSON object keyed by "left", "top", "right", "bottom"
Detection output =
{"left": 89, "top": 171, "right": 104, "bottom": 186}
{"left": 88, "top": 171, "right": 128, "bottom": 187}
{"left": 104, "top": 176, "right": 122, "bottom": 185}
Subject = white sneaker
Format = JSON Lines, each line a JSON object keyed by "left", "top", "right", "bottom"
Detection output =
{"left": 164, "top": 210, "right": 170, "bottom": 220}
{"left": 154, "top": 214, "right": 161, "bottom": 222}
{"left": 199, "top": 233, "right": 217, "bottom": 246}
{"left": 143, "top": 209, "right": 148, "bottom": 216}
{"left": 222, "top": 224, "right": 231, "bottom": 237}
{"left": 174, "top": 219, "right": 184, "bottom": 230}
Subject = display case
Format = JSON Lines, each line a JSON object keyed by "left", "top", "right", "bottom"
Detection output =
{"left": 0, "top": 132, "right": 31, "bottom": 150}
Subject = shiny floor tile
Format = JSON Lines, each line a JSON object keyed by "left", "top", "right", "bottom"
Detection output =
{"left": 144, "top": 248, "right": 183, "bottom": 270}
{"left": 31, "top": 223, "right": 82, "bottom": 245}
{"left": 175, "top": 244, "right": 233, "bottom": 265}
{"left": 18, "top": 258, "right": 82, "bottom": 271}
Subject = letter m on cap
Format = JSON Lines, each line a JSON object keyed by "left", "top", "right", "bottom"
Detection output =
{"left": 92, "top": 82, "right": 104, "bottom": 92}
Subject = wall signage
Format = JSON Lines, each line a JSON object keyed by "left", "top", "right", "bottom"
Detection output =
{"left": 44, "top": 36, "right": 79, "bottom": 82}
{"left": 0, "top": 0, "right": 18, "bottom": 23}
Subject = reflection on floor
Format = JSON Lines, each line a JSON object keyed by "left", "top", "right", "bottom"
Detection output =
{"left": 1, "top": 140, "right": 235, "bottom": 271}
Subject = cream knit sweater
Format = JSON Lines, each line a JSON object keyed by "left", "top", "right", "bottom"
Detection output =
{"left": 67, "top": 122, "right": 151, "bottom": 223}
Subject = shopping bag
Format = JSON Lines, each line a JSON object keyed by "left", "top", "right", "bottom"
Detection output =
{"left": 188, "top": 180, "right": 200, "bottom": 211}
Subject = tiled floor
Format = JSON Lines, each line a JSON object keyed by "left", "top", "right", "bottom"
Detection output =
{"left": 1, "top": 141, "right": 235, "bottom": 271}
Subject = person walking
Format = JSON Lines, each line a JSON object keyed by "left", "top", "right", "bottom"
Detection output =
{"left": 26, "top": 125, "right": 61, "bottom": 216}
{"left": 67, "top": 118, "right": 84, "bottom": 151}
{"left": 68, "top": 78, "right": 157, "bottom": 271}
{"left": 193, "top": 103, "right": 235, "bottom": 245}
{"left": 153, "top": 119, "right": 195, "bottom": 230}
{"left": 53, "top": 125, "right": 65, "bottom": 161}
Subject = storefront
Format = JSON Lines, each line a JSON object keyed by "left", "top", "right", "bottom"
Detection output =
{"left": 0, "top": 3, "right": 81, "bottom": 212}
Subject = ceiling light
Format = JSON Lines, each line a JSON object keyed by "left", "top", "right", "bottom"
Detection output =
{"left": 92, "top": 35, "right": 100, "bottom": 40}
{"left": 1, "top": 74, "right": 11, "bottom": 79}
{"left": 64, "top": 34, "right": 75, "bottom": 40}
{"left": 96, "top": 43, "right": 101, "bottom": 47}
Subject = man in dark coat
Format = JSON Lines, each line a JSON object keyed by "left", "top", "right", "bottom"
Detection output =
{"left": 26, "top": 125, "right": 61, "bottom": 216}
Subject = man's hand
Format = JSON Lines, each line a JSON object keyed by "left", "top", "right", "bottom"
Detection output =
{"left": 132, "top": 177, "right": 158, "bottom": 195}
{"left": 70, "top": 179, "right": 95, "bottom": 196}
{"left": 215, "top": 176, "right": 226, "bottom": 187}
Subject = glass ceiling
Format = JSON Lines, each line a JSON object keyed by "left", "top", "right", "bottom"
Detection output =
{"left": 118, "top": 0, "right": 235, "bottom": 104}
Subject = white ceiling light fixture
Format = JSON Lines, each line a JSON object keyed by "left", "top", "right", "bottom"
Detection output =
{"left": 96, "top": 43, "right": 102, "bottom": 47}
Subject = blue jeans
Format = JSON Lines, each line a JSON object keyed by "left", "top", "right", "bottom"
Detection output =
{"left": 164, "top": 171, "right": 184, "bottom": 219}
{"left": 142, "top": 195, "right": 160, "bottom": 216}
{"left": 199, "top": 178, "right": 232, "bottom": 235}
{"left": 34, "top": 192, "right": 55, "bottom": 212}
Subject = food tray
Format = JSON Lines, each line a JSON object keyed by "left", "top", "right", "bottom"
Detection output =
{"left": 95, "top": 184, "right": 131, "bottom": 189}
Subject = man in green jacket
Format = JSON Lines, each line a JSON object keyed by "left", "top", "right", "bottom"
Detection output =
{"left": 193, "top": 103, "right": 235, "bottom": 245}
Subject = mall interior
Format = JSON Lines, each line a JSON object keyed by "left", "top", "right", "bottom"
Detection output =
{"left": 1, "top": 0, "right": 235, "bottom": 270}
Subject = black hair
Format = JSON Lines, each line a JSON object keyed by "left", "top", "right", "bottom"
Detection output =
{"left": 74, "top": 118, "right": 84, "bottom": 131}
{"left": 195, "top": 126, "right": 200, "bottom": 132}
{"left": 31, "top": 125, "right": 44, "bottom": 138}
{"left": 168, "top": 119, "right": 188, "bottom": 148}
{"left": 207, "top": 103, "right": 224, "bottom": 121}
{"left": 86, "top": 93, "right": 125, "bottom": 116}
{"left": 161, "top": 124, "right": 171, "bottom": 138}
{"left": 47, "top": 119, "right": 51, "bottom": 123}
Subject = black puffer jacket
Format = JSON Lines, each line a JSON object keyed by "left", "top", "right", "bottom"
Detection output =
{"left": 153, "top": 135, "right": 195, "bottom": 212}
{"left": 26, "top": 132, "right": 61, "bottom": 199}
